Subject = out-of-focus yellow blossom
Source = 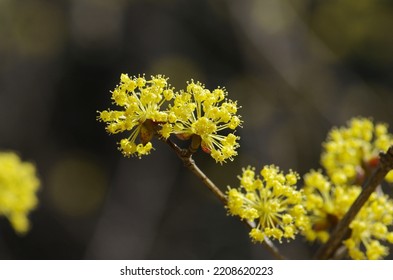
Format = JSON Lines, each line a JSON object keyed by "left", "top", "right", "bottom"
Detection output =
{"left": 321, "top": 117, "right": 393, "bottom": 185}
{"left": 344, "top": 193, "right": 393, "bottom": 260}
{"left": 227, "top": 165, "right": 308, "bottom": 243}
{"left": 165, "top": 80, "right": 242, "bottom": 163}
{"left": 302, "top": 170, "right": 360, "bottom": 243}
{"left": 303, "top": 170, "right": 393, "bottom": 259}
{"left": 0, "top": 152, "right": 40, "bottom": 234}
{"left": 98, "top": 74, "right": 175, "bottom": 158}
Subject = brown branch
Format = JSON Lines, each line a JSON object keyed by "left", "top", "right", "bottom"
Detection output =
{"left": 314, "top": 146, "right": 393, "bottom": 259}
{"left": 164, "top": 138, "right": 285, "bottom": 259}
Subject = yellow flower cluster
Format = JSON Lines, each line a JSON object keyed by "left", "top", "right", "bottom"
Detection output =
{"left": 0, "top": 152, "right": 40, "bottom": 234}
{"left": 322, "top": 117, "right": 393, "bottom": 185}
{"left": 302, "top": 170, "right": 360, "bottom": 243}
{"left": 98, "top": 74, "right": 242, "bottom": 163}
{"left": 163, "top": 80, "right": 241, "bottom": 163}
{"left": 344, "top": 193, "right": 393, "bottom": 260}
{"left": 302, "top": 170, "right": 393, "bottom": 259}
{"left": 98, "top": 74, "right": 174, "bottom": 158}
{"left": 227, "top": 165, "right": 308, "bottom": 243}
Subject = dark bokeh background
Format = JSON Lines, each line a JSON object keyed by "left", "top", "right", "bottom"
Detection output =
{"left": 1, "top": 0, "right": 393, "bottom": 259}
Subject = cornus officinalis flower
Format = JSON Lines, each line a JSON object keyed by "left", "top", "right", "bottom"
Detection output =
{"left": 165, "top": 80, "right": 242, "bottom": 164}
{"left": 98, "top": 74, "right": 174, "bottom": 158}
{"left": 321, "top": 117, "right": 393, "bottom": 185}
{"left": 0, "top": 152, "right": 40, "bottom": 234}
{"left": 227, "top": 165, "right": 308, "bottom": 243}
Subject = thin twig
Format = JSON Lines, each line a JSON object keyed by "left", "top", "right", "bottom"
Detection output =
{"left": 314, "top": 146, "right": 393, "bottom": 259}
{"left": 164, "top": 138, "right": 285, "bottom": 259}
{"left": 166, "top": 138, "right": 227, "bottom": 204}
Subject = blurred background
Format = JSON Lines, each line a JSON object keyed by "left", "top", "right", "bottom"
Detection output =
{"left": 1, "top": 0, "right": 393, "bottom": 259}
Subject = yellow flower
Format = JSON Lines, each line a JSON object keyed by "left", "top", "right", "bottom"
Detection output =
{"left": 302, "top": 170, "right": 360, "bottom": 243}
{"left": 98, "top": 74, "right": 175, "bottom": 158}
{"left": 302, "top": 170, "right": 393, "bottom": 259}
{"left": 321, "top": 117, "right": 393, "bottom": 185}
{"left": 344, "top": 193, "right": 393, "bottom": 260}
{"left": 227, "top": 165, "right": 307, "bottom": 243}
{"left": 0, "top": 152, "right": 40, "bottom": 234}
{"left": 166, "top": 80, "right": 242, "bottom": 163}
